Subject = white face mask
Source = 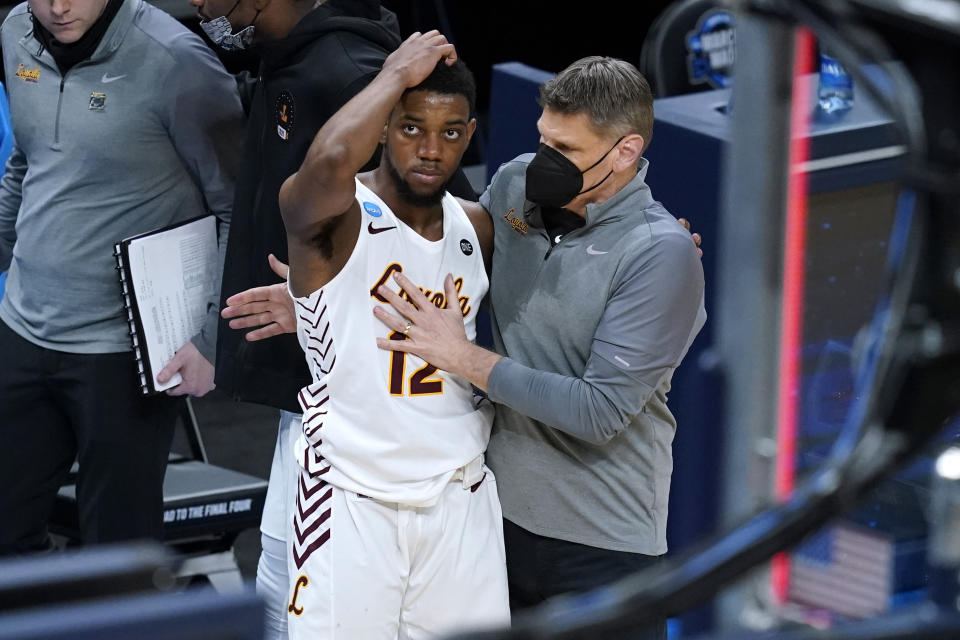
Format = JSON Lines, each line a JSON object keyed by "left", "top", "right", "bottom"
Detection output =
{"left": 198, "top": 0, "right": 258, "bottom": 51}
{"left": 199, "top": 14, "right": 255, "bottom": 51}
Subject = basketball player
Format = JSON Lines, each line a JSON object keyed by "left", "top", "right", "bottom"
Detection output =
{"left": 277, "top": 31, "right": 508, "bottom": 638}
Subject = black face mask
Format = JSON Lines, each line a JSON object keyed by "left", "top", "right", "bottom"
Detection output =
{"left": 525, "top": 136, "right": 624, "bottom": 208}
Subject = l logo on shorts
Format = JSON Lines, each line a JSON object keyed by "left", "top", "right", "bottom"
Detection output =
{"left": 288, "top": 574, "right": 309, "bottom": 616}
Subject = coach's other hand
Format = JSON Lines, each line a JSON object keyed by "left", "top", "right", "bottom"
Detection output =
{"left": 373, "top": 272, "right": 503, "bottom": 391}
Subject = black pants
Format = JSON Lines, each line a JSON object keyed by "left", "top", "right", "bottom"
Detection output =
{"left": 504, "top": 518, "right": 667, "bottom": 640}
{"left": 0, "top": 320, "right": 180, "bottom": 554}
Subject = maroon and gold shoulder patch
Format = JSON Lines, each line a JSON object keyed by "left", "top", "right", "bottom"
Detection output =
{"left": 14, "top": 63, "right": 39, "bottom": 83}
{"left": 503, "top": 208, "right": 528, "bottom": 235}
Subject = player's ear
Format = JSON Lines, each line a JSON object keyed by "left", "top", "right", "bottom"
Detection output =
{"left": 464, "top": 118, "right": 477, "bottom": 145}
{"left": 380, "top": 107, "right": 397, "bottom": 145}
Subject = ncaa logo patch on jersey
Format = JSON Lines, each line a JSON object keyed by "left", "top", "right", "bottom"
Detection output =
{"left": 363, "top": 202, "right": 383, "bottom": 217}
{"left": 460, "top": 239, "right": 474, "bottom": 256}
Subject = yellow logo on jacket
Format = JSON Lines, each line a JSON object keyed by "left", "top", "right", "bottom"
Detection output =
{"left": 503, "top": 208, "right": 528, "bottom": 235}
{"left": 15, "top": 63, "right": 40, "bottom": 82}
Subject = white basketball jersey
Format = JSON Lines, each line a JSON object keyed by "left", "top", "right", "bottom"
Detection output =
{"left": 292, "top": 178, "right": 491, "bottom": 506}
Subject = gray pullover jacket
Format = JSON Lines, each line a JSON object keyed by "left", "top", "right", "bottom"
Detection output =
{"left": 0, "top": 0, "right": 242, "bottom": 360}
{"left": 482, "top": 155, "right": 706, "bottom": 555}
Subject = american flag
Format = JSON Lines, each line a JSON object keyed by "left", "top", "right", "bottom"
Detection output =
{"left": 788, "top": 521, "right": 893, "bottom": 619}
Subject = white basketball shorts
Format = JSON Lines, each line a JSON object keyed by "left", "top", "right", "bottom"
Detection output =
{"left": 286, "top": 457, "right": 509, "bottom": 639}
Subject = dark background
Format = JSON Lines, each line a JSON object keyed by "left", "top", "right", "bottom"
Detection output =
{"left": 169, "top": 0, "right": 677, "bottom": 165}
{"left": 0, "top": 0, "right": 675, "bottom": 90}
{"left": 371, "top": 1, "right": 675, "bottom": 164}
{"left": 381, "top": 1, "right": 674, "bottom": 102}
{"left": 0, "top": 0, "right": 676, "bottom": 163}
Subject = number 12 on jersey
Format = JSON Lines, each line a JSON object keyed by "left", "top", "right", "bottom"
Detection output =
{"left": 388, "top": 331, "right": 443, "bottom": 396}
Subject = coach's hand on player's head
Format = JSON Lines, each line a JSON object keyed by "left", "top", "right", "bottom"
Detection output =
{"left": 157, "top": 340, "right": 216, "bottom": 397}
{"left": 383, "top": 30, "right": 457, "bottom": 90}
{"left": 373, "top": 271, "right": 471, "bottom": 374}
{"left": 221, "top": 254, "right": 297, "bottom": 342}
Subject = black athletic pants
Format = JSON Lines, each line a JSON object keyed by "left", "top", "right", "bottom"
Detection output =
{"left": 504, "top": 517, "right": 668, "bottom": 640}
{"left": 0, "top": 320, "right": 180, "bottom": 554}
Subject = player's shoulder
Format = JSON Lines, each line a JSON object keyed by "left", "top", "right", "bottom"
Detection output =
{"left": 452, "top": 197, "right": 493, "bottom": 267}
{"left": 456, "top": 197, "right": 486, "bottom": 219}
{"left": 454, "top": 198, "right": 491, "bottom": 234}
{"left": 353, "top": 174, "right": 401, "bottom": 227}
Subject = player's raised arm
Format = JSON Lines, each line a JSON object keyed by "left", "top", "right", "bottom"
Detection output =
{"left": 279, "top": 31, "right": 458, "bottom": 242}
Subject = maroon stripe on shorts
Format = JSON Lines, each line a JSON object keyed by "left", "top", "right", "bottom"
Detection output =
{"left": 293, "top": 529, "right": 330, "bottom": 570}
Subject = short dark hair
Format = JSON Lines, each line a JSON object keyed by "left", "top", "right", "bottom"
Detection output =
{"left": 539, "top": 56, "right": 654, "bottom": 150}
{"left": 407, "top": 58, "right": 477, "bottom": 118}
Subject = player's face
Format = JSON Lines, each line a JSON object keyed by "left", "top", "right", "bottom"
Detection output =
{"left": 382, "top": 90, "right": 476, "bottom": 205}
{"left": 29, "top": 0, "right": 110, "bottom": 43}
